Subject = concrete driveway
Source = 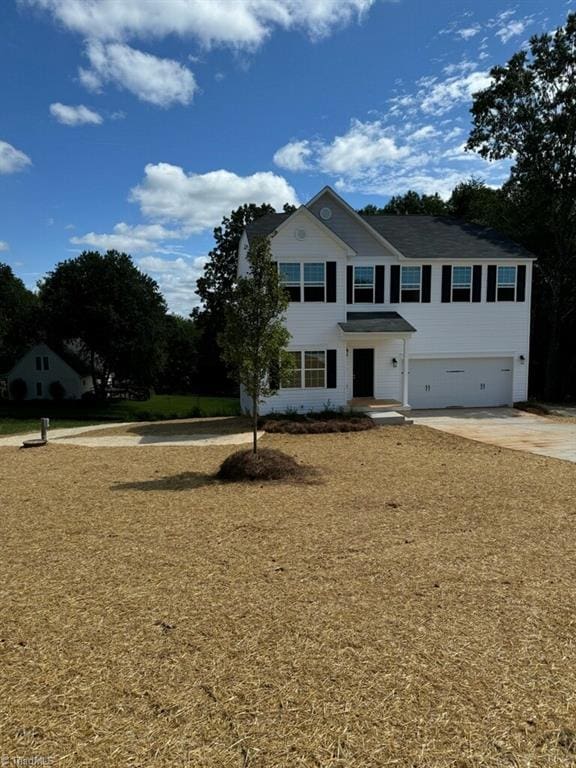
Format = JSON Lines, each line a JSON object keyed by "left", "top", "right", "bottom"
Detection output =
{"left": 411, "top": 407, "right": 576, "bottom": 463}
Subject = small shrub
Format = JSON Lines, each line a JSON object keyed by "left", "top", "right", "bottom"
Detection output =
{"left": 263, "top": 417, "right": 375, "bottom": 434}
{"left": 9, "top": 378, "right": 27, "bottom": 401}
{"left": 187, "top": 406, "right": 202, "bottom": 418}
{"left": 49, "top": 380, "right": 66, "bottom": 400}
{"left": 217, "top": 448, "right": 313, "bottom": 482}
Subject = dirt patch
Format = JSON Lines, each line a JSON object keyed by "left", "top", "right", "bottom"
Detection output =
{"left": 217, "top": 447, "right": 316, "bottom": 481}
{"left": 0, "top": 427, "right": 575, "bottom": 766}
{"left": 262, "top": 416, "right": 375, "bottom": 433}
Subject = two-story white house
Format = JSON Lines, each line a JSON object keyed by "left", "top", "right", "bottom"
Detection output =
{"left": 238, "top": 186, "right": 534, "bottom": 414}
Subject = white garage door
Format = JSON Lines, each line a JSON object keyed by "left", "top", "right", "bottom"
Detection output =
{"left": 409, "top": 357, "right": 513, "bottom": 409}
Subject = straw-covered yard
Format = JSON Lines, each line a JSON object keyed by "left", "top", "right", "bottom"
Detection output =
{"left": 1, "top": 426, "right": 575, "bottom": 767}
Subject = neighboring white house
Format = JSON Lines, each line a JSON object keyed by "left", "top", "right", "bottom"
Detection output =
{"left": 0, "top": 343, "right": 92, "bottom": 400}
{"left": 238, "top": 186, "right": 535, "bottom": 413}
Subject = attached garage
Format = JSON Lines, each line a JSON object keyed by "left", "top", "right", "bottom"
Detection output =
{"left": 408, "top": 357, "right": 513, "bottom": 409}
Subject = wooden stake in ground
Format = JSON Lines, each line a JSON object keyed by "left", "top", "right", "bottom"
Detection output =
{"left": 219, "top": 236, "right": 292, "bottom": 454}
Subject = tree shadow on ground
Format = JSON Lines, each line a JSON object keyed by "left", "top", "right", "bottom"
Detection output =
{"left": 119, "top": 417, "right": 251, "bottom": 437}
{"left": 111, "top": 471, "right": 217, "bottom": 492}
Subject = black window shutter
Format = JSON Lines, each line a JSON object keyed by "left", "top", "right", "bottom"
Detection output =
{"left": 390, "top": 265, "right": 400, "bottom": 303}
{"left": 346, "top": 265, "right": 353, "bottom": 304}
{"left": 326, "top": 349, "right": 337, "bottom": 388}
{"left": 441, "top": 265, "right": 452, "bottom": 303}
{"left": 375, "top": 265, "right": 385, "bottom": 303}
{"left": 421, "top": 265, "right": 432, "bottom": 303}
{"left": 326, "top": 261, "right": 337, "bottom": 302}
{"left": 487, "top": 265, "right": 497, "bottom": 302}
{"left": 516, "top": 264, "right": 526, "bottom": 302}
{"left": 472, "top": 265, "right": 482, "bottom": 302}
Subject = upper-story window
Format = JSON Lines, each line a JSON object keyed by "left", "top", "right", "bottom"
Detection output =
{"left": 497, "top": 266, "right": 516, "bottom": 301}
{"left": 35, "top": 356, "right": 42, "bottom": 371}
{"left": 279, "top": 262, "right": 325, "bottom": 302}
{"left": 303, "top": 263, "right": 325, "bottom": 301}
{"left": 279, "top": 263, "right": 301, "bottom": 301}
{"left": 43, "top": 356, "right": 49, "bottom": 370}
{"left": 353, "top": 266, "right": 374, "bottom": 303}
{"left": 452, "top": 266, "right": 472, "bottom": 302}
{"left": 401, "top": 266, "right": 421, "bottom": 302}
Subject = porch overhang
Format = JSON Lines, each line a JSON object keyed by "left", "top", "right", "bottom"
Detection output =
{"left": 338, "top": 311, "right": 416, "bottom": 336}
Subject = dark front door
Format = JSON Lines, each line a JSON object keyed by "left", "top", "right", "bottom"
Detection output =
{"left": 353, "top": 348, "right": 374, "bottom": 398}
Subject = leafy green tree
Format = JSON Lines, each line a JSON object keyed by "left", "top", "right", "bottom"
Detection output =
{"left": 358, "top": 190, "right": 449, "bottom": 216}
{"left": 448, "top": 178, "right": 506, "bottom": 228}
{"left": 219, "top": 237, "right": 291, "bottom": 454}
{"left": 467, "top": 13, "right": 576, "bottom": 399}
{"left": 157, "top": 315, "right": 199, "bottom": 393}
{"left": 193, "top": 202, "right": 296, "bottom": 393}
{"left": 0, "top": 264, "right": 39, "bottom": 370}
{"left": 39, "top": 250, "right": 167, "bottom": 397}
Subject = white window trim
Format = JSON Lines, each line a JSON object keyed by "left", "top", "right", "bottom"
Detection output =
{"left": 451, "top": 265, "right": 472, "bottom": 302}
{"left": 400, "top": 265, "right": 422, "bottom": 302}
{"left": 281, "top": 349, "right": 327, "bottom": 389}
{"left": 496, "top": 265, "right": 517, "bottom": 301}
{"left": 353, "top": 265, "right": 375, "bottom": 304}
{"left": 279, "top": 261, "right": 326, "bottom": 303}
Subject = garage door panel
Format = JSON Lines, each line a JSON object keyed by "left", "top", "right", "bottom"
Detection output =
{"left": 409, "top": 358, "right": 513, "bottom": 409}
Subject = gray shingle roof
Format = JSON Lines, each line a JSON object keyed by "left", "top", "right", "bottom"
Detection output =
{"left": 245, "top": 211, "right": 534, "bottom": 260}
{"left": 364, "top": 215, "right": 534, "bottom": 260}
{"left": 339, "top": 312, "right": 416, "bottom": 334}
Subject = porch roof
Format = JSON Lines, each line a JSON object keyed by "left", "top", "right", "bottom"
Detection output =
{"left": 338, "top": 312, "right": 416, "bottom": 334}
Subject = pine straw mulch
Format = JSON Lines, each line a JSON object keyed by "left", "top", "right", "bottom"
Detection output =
{"left": 217, "top": 447, "right": 317, "bottom": 481}
{"left": 0, "top": 427, "right": 576, "bottom": 767}
{"left": 262, "top": 416, "right": 375, "bottom": 434}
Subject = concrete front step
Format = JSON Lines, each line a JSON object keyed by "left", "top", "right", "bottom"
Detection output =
{"left": 368, "top": 410, "right": 413, "bottom": 426}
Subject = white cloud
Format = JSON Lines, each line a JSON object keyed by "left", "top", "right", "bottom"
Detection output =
{"left": 496, "top": 18, "right": 530, "bottom": 43}
{"left": 25, "top": 0, "right": 376, "bottom": 47}
{"left": 49, "top": 102, "right": 103, "bottom": 125}
{"left": 130, "top": 164, "right": 299, "bottom": 231}
{"left": 337, "top": 169, "right": 475, "bottom": 201}
{"left": 70, "top": 222, "right": 184, "bottom": 253}
{"left": 138, "top": 254, "right": 208, "bottom": 315}
{"left": 273, "top": 140, "right": 313, "bottom": 171}
{"left": 80, "top": 41, "right": 197, "bottom": 107}
{"left": 420, "top": 70, "right": 492, "bottom": 115}
{"left": 0, "top": 241, "right": 9, "bottom": 252}
{"left": 456, "top": 25, "right": 481, "bottom": 40}
{"left": 408, "top": 125, "right": 439, "bottom": 142}
{"left": 318, "top": 120, "right": 412, "bottom": 175}
{"left": 0, "top": 140, "right": 32, "bottom": 174}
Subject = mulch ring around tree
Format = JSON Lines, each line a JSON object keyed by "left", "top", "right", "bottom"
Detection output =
{"left": 216, "top": 447, "right": 317, "bottom": 482}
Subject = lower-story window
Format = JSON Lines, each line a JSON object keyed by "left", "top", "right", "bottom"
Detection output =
{"left": 283, "top": 351, "right": 302, "bottom": 388}
{"left": 36, "top": 382, "right": 42, "bottom": 397}
{"left": 282, "top": 350, "right": 326, "bottom": 388}
{"left": 304, "top": 351, "right": 326, "bottom": 387}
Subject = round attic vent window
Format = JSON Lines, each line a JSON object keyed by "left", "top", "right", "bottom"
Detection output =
{"left": 320, "top": 206, "right": 332, "bottom": 220}
{"left": 295, "top": 228, "right": 307, "bottom": 240}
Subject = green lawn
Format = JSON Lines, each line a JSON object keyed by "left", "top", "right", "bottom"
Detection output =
{"left": 0, "top": 394, "right": 240, "bottom": 435}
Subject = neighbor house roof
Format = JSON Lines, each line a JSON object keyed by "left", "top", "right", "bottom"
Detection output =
{"left": 338, "top": 312, "right": 416, "bottom": 334}
{"left": 245, "top": 211, "right": 534, "bottom": 260}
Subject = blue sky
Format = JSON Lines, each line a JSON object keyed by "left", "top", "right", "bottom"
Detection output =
{"left": 0, "top": 0, "right": 572, "bottom": 314}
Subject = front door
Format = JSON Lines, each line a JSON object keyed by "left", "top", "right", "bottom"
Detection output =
{"left": 353, "top": 348, "right": 374, "bottom": 398}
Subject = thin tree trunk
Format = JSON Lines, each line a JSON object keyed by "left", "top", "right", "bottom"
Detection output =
{"left": 252, "top": 396, "right": 258, "bottom": 455}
